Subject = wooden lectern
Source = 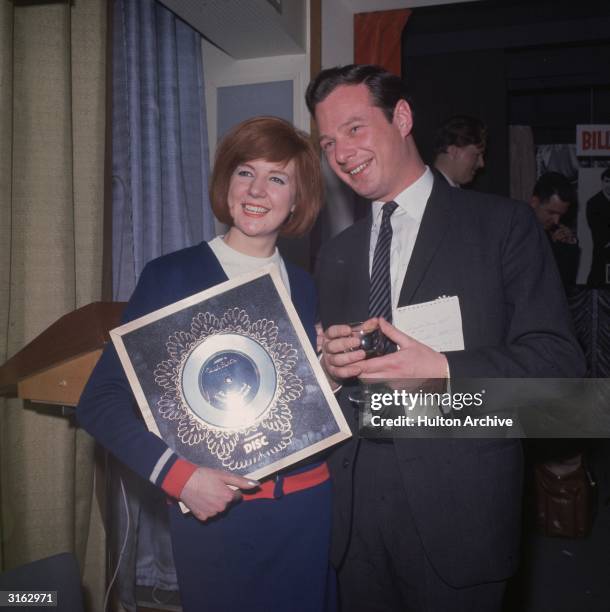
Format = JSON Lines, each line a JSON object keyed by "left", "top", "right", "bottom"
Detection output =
{"left": 0, "top": 302, "right": 125, "bottom": 407}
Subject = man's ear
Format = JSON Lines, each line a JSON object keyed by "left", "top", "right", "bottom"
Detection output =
{"left": 446, "top": 144, "right": 459, "bottom": 160}
{"left": 393, "top": 99, "right": 413, "bottom": 136}
{"left": 530, "top": 196, "right": 540, "bottom": 209}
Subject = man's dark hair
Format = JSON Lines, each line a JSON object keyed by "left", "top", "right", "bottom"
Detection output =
{"left": 601, "top": 167, "right": 610, "bottom": 181}
{"left": 305, "top": 64, "right": 411, "bottom": 124}
{"left": 433, "top": 115, "right": 487, "bottom": 156}
{"left": 533, "top": 172, "right": 576, "bottom": 205}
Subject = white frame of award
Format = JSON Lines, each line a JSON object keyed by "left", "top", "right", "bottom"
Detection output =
{"left": 111, "top": 264, "right": 351, "bottom": 483}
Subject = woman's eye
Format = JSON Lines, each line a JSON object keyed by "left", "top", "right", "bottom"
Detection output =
{"left": 237, "top": 169, "right": 253, "bottom": 177}
{"left": 270, "top": 176, "right": 286, "bottom": 185}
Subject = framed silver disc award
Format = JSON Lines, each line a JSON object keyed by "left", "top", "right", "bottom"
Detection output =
{"left": 111, "top": 265, "right": 351, "bottom": 481}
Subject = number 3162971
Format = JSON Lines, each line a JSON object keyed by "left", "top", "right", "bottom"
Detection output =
{"left": 2, "top": 591, "right": 56, "bottom": 606}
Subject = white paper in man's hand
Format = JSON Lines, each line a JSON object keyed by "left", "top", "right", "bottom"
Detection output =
{"left": 393, "top": 296, "right": 464, "bottom": 352}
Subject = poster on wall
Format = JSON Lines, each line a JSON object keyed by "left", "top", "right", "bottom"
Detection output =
{"left": 577, "top": 167, "right": 610, "bottom": 286}
{"left": 576, "top": 125, "right": 610, "bottom": 157}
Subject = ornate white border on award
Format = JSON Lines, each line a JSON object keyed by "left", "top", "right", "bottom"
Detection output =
{"left": 111, "top": 265, "right": 351, "bottom": 482}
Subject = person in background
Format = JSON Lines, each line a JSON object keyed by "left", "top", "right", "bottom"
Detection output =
{"left": 530, "top": 171, "right": 579, "bottom": 286}
{"left": 433, "top": 115, "right": 487, "bottom": 187}
{"left": 306, "top": 63, "right": 585, "bottom": 612}
{"left": 586, "top": 167, "right": 610, "bottom": 286}
{"left": 77, "top": 116, "right": 335, "bottom": 612}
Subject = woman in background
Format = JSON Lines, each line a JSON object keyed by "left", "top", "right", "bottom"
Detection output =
{"left": 77, "top": 116, "right": 333, "bottom": 611}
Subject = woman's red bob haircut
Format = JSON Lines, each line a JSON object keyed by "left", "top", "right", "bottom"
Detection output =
{"left": 210, "top": 116, "right": 323, "bottom": 237}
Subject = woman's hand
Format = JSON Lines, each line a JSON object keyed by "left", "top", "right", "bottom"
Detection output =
{"left": 180, "top": 467, "right": 259, "bottom": 522}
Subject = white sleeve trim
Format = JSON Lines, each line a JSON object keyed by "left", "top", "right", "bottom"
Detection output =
{"left": 149, "top": 447, "right": 174, "bottom": 484}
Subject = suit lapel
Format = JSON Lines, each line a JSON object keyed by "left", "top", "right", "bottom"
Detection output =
{"left": 398, "top": 177, "right": 453, "bottom": 306}
{"left": 345, "top": 216, "right": 372, "bottom": 323}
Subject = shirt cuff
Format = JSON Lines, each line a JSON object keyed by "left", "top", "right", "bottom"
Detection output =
{"left": 161, "top": 458, "right": 198, "bottom": 499}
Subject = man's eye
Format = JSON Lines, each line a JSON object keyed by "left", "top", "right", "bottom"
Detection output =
{"left": 350, "top": 125, "right": 361, "bottom": 134}
{"left": 322, "top": 141, "right": 334, "bottom": 152}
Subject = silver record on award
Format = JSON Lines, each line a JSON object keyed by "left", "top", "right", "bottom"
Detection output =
{"left": 152, "top": 306, "right": 305, "bottom": 471}
{"left": 181, "top": 333, "right": 277, "bottom": 429}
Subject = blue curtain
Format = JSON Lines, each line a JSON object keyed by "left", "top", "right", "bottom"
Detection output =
{"left": 113, "top": 0, "right": 214, "bottom": 301}
{"left": 111, "top": 0, "right": 214, "bottom": 606}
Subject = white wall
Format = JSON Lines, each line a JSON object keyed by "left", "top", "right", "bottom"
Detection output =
{"left": 321, "top": 0, "right": 354, "bottom": 69}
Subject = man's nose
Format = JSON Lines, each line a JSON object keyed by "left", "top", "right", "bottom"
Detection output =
{"left": 334, "top": 139, "right": 356, "bottom": 166}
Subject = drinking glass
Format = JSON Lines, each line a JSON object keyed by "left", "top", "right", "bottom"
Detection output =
{"left": 347, "top": 319, "right": 386, "bottom": 404}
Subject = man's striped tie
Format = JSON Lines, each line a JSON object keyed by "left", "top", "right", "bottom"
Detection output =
{"left": 368, "top": 201, "right": 398, "bottom": 323}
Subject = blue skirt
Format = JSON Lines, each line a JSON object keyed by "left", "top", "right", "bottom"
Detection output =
{"left": 168, "top": 478, "right": 336, "bottom": 612}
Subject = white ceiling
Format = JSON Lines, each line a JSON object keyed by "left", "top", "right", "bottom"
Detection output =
{"left": 345, "top": 0, "right": 484, "bottom": 11}
{"left": 159, "top": 0, "right": 485, "bottom": 60}
{"left": 160, "top": 0, "right": 307, "bottom": 59}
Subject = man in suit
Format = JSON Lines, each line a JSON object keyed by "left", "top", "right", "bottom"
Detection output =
{"left": 432, "top": 115, "right": 487, "bottom": 187}
{"left": 529, "top": 171, "right": 580, "bottom": 286}
{"left": 586, "top": 167, "right": 610, "bottom": 286}
{"left": 305, "top": 64, "right": 585, "bottom": 611}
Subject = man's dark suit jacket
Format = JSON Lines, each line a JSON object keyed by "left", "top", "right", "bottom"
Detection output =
{"left": 550, "top": 238, "right": 580, "bottom": 287}
{"left": 316, "top": 176, "right": 585, "bottom": 589}
{"left": 586, "top": 190, "right": 610, "bottom": 286}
